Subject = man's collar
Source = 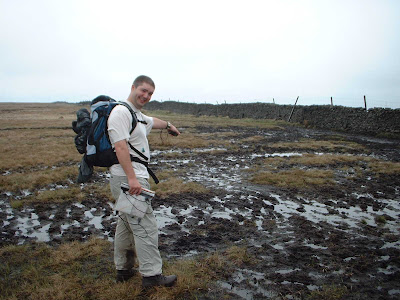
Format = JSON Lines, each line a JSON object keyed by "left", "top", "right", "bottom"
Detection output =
{"left": 124, "top": 100, "right": 140, "bottom": 113}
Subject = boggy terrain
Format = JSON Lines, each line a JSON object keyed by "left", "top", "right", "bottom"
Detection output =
{"left": 1, "top": 105, "right": 400, "bottom": 299}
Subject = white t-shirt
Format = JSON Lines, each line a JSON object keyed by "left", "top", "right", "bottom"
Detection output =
{"left": 107, "top": 101, "right": 154, "bottom": 178}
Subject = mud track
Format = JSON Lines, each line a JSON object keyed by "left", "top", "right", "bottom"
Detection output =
{"left": 1, "top": 125, "right": 400, "bottom": 299}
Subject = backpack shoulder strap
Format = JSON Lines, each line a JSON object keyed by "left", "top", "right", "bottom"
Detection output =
{"left": 117, "top": 102, "right": 138, "bottom": 134}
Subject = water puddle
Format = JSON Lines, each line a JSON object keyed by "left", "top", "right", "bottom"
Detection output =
{"left": 219, "top": 268, "right": 275, "bottom": 299}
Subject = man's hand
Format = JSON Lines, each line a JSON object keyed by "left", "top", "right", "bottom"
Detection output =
{"left": 128, "top": 177, "right": 142, "bottom": 195}
{"left": 152, "top": 118, "right": 181, "bottom": 136}
{"left": 167, "top": 124, "right": 180, "bottom": 136}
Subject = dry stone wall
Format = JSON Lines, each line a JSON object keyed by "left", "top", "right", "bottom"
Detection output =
{"left": 146, "top": 101, "right": 400, "bottom": 136}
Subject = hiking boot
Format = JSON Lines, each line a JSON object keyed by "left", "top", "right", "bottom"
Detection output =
{"left": 142, "top": 274, "right": 177, "bottom": 288}
{"left": 116, "top": 269, "right": 137, "bottom": 283}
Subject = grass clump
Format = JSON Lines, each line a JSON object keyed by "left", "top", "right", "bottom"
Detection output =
{"left": 0, "top": 128, "right": 81, "bottom": 170}
{"left": 250, "top": 169, "right": 334, "bottom": 189}
{"left": 307, "top": 284, "right": 348, "bottom": 300}
{"left": 375, "top": 215, "right": 387, "bottom": 224}
{"left": 269, "top": 138, "right": 365, "bottom": 152}
{"left": 263, "top": 154, "right": 363, "bottom": 168}
{"left": 147, "top": 110, "right": 289, "bottom": 130}
{"left": 9, "top": 200, "right": 23, "bottom": 210}
{"left": 0, "top": 239, "right": 254, "bottom": 300}
{"left": 151, "top": 177, "right": 209, "bottom": 198}
{"left": 369, "top": 160, "right": 400, "bottom": 175}
{"left": 0, "top": 166, "right": 78, "bottom": 193}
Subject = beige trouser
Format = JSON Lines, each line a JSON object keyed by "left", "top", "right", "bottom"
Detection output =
{"left": 110, "top": 174, "right": 162, "bottom": 277}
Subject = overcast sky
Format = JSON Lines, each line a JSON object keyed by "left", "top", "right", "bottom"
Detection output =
{"left": 1, "top": 0, "right": 399, "bottom": 108}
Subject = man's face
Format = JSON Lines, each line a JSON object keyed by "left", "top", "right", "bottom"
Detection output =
{"left": 131, "top": 82, "right": 154, "bottom": 109}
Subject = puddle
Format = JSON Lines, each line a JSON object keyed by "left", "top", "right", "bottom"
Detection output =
{"left": 219, "top": 269, "right": 275, "bottom": 299}
{"left": 266, "top": 193, "right": 400, "bottom": 235}
{"left": 251, "top": 152, "right": 303, "bottom": 159}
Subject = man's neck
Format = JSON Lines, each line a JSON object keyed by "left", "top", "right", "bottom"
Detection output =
{"left": 127, "top": 99, "right": 141, "bottom": 112}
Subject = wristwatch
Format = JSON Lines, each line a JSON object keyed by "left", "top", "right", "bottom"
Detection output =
{"left": 166, "top": 121, "right": 171, "bottom": 129}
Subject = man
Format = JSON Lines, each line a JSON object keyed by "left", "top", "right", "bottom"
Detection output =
{"left": 107, "top": 75, "right": 180, "bottom": 287}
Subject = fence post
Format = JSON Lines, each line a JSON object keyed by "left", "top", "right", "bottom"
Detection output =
{"left": 364, "top": 95, "right": 367, "bottom": 110}
{"left": 273, "top": 98, "right": 275, "bottom": 104}
{"left": 331, "top": 97, "right": 333, "bottom": 106}
{"left": 288, "top": 96, "right": 299, "bottom": 122}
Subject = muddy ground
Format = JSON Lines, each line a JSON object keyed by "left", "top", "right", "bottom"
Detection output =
{"left": 1, "top": 125, "right": 400, "bottom": 299}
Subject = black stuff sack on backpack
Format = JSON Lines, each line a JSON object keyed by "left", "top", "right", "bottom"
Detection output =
{"left": 72, "top": 108, "right": 91, "bottom": 154}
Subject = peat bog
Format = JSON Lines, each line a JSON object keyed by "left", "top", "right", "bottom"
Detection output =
{"left": 1, "top": 103, "right": 400, "bottom": 299}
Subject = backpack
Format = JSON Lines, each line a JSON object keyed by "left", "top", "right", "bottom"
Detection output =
{"left": 72, "top": 95, "right": 159, "bottom": 184}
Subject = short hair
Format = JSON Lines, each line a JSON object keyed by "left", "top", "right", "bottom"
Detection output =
{"left": 133, "top": 75, "right": 155, "bottom": 89}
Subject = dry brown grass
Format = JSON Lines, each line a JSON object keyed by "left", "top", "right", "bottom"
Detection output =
{"left": 151, "top": 177, "right": 209, "bottom": 199}
{"left": 0, "top": 103, "right": 83, "bottom": 171}
{"left": 0, "top": 237, "right": 254, "bottom": 300}
{"left": 0, "top": 165, "right": 77, "bottom": 193}
{"left": 0, "top": 102, "right": 82, "bottom": 129}
{"left": 0, "top": 128, "right": 81, "bottom": 170}
{"left": 269, "top": 138, "right": 365, "bottom": 152}
{"left": 145, "top": 109, "right": 289, "bottom": 130}
{"left": 251, "top": 169, "right": 335, "bottom": 188}
{"left": 263, "top": 153, "right": 365, "bottom": 168}
{"left": 369, "top": 160, "right": 400, "bottom": 174}
{"left": 250, "top": 152, "right": 400, "bottom": 189}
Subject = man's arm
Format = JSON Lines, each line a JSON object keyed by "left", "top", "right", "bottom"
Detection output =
{"left": 152, "top": 117, "right": 181, "bottom": 136}
{"left": 114, "top": 140, "right": 142, "bottom": 195}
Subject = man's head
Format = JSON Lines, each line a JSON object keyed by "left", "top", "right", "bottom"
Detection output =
{"left": 133, "top": 75, "right": 155, "bottom": 89}
{"left": 128, "top": 75, "right": 155, "bottom": 110}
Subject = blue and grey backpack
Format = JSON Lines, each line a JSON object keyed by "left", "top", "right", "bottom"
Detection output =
{"left": 72, "top": 95, "right": 158, "bottom": 183}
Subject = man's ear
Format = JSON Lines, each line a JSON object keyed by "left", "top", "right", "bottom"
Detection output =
{"left": 131, "top": 85, "right": 136, "bottom": 92}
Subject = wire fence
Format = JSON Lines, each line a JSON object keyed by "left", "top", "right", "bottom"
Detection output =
{"left": 267, "top": 96, "right": 400, "bottom": 110}
{"left": 162, "top": 96, "right": 399, "bottom": 109}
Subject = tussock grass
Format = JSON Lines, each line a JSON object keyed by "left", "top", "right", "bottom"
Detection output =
{"left": 0, "top": 103, "right": 83, "bottom": 170}
{"left": 269, "top": 138, "right": 365, "bottom": 152}
{"left": 5, "top": 183, "right": 112, "bottom": 207}
{"left": 264, "top": 153, "right": 365, "bottom": 168}
{"left": 369, "top": 160, "right": 400, "bottom": 174}
{"left": 0, "top": 238, "right": 254, "bottom": 300}
{"left": 0, "top": 166, "right": 77, "bottom": 193}
{"left": 251, "top": 169, "right": 335, "bottom": 188}
{"left": 250, "top": 153, "right": 400, "bottom": 189}
{"left": 0, "top": 103, "right": 80, "bottom": 129}
{"left": 151, "top": 177, "right": 209, "bottom": 198}
{"left": 148, "top": 130, "right": 235, "bottom": 151}
{"left": 307, "top": 284, "right": 348, "bottom": 300}
{"left": 30, "top": 183, "right": 113, "bottom": 204}
{"left": 145, "top": 110, "right": 289, "bottom": 130}
{"left": 225, "top": 246, "right": 254, "bottom": 265}
{"left": 0, "top": 128, "right": 81, "bottom": 170}
{"left": 32, "top": 186, "right": 87, "bottom": 203}
{"left": 148, "top": 131, "right": 213, "bottom": 150}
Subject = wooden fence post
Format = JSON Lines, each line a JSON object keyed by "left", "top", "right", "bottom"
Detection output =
{"left": 364, "top": 95, "right": 367, "bottom": 110}
{"left": 331, "top": 97, "right": 333, "bottom": 106}
{"left": 288, "top": 96, "right": 299, "bottom": 122}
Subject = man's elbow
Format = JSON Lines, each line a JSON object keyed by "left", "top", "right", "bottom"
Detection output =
{"left": 114, "top": 141, "right": 127, "bottom": 153}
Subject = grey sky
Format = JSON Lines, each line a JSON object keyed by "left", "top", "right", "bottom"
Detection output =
{"left": 1, "top": 0, "right": 399, "bottom": 108}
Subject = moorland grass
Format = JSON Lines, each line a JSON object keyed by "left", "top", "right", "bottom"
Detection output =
{"left": 251, "top": 169, "right": 335, "bottom": 188}
{"left": 0, "top": 238, "right": 253, "bottom": 300}
{"left": 250, "top": 153, "right": 400, "bottom": 189}
{"left": 145, "top": 109, "right": 290, "bottom": 130}
{"left": 0, "top": 165, "right": 77, "bottom": 193}
{"left": 0, "top": 128, "right": 81, "bottom": 170}
{"left": 268, "top": 138, "right": 365, "bottom": 152}
{"left": 151, "top": 177, "right": 209, "bottom": 198}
